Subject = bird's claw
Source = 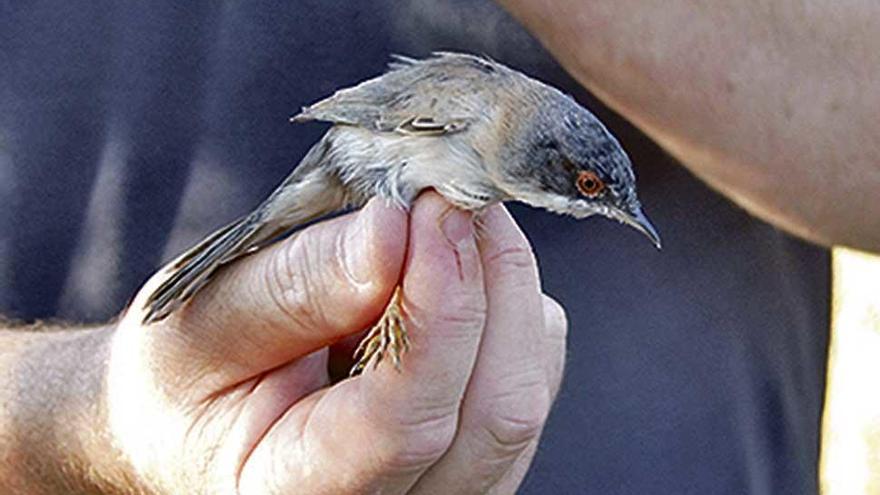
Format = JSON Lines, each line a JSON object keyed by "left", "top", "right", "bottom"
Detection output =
{"left": 350, "top": 286, "right": 410, "bottom": 376}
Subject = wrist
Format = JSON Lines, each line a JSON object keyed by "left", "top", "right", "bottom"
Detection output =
{"left": 0, "top": 324, "right": 137, "bottom": 494}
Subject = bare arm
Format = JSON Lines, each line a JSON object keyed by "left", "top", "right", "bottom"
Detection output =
{"left": 0, "top": 326, "right": 129, "bottom": 494}
{"left": 500, "top": 0, "right": 880, "bottom": 251}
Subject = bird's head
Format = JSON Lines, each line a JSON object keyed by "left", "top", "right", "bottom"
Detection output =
{"left": 499, "top": 91, "right": 661, "bottom": 249}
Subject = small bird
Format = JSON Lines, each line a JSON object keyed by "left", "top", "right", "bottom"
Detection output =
{"left": 142, "top": 52, "right": 660, "bottom": 374}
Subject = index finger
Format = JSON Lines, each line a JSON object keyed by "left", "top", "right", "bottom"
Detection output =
{"left": 412, "top": 203, "right": 551, "bottom": 493}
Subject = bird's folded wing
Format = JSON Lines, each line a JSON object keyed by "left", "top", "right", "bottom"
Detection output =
{"left": 291, "top": 53, "right": 508, "bottom": 137}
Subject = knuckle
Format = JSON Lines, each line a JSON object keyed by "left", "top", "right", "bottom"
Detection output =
{"left": 408, "top": 288, "right": 487, "bottom": 331}
{"left": 434, "top": 298, "right": 487, "bottom": 328}
{"left": 485, "top": 245, "right": 536, "bottom": 273}
{"left": 541, "top": 295, "right": 568, "bottom": 399}
{"left": 264, "top": 239, "right": 330, "bottom": 330}
{"left": 372, "top": 408, "right": 459, "bottom": 472}
{"left": 549, "top": 357, "right": 566, "bottom": 402}
{"left": 479, "top": 377, "right": 551, "bottom": 455}
{"left": 541, "top": 294, "right": 569, "bottom": 340}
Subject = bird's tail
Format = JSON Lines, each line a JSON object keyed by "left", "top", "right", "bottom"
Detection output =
{"left": 139, "top": 130, "right": 349, "bottom": 325}
{"left": 141, "top": 212, "right": 273, "bottom": 324}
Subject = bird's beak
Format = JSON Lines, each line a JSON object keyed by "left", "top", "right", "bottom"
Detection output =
{"left": 619, "top": 207, "right": 662, "bottom": 249}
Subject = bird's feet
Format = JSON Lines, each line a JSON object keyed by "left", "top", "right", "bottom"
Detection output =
{"left": 350, "top": 286, "right": 410, "bottom": 376}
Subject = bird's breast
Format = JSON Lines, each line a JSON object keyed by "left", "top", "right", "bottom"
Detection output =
{"left": 329, "top": 126, "right": 505, "bottom": 210}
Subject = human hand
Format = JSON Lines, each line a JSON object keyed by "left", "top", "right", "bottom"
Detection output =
{"left": 69, "top": 193, "right": 566, "bottom": 494}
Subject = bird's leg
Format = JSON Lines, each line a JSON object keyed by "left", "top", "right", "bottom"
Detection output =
{"left": 472, "top": 211, "right": 488, "bottom": 241}
{"left": 350, "top": 285, "right": 410, "bottom": 376}
{"left": 349, "top": 205, "right": 480, "bottom": 376}
{"left": 437, "top": 205, "right": 486, "bottom": 240}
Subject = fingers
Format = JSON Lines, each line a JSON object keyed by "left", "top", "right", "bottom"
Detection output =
{"left": 125, "top": 196, "right": 408, "bottom": 386}
{"left": 488, "top": 294, "right": 569, "bottom": 494}
{"left": 540, "top": 294, "right": 569, "bottom": 397}
{"left": 237, "top": 192, "right": 489, "bottom": 494}
{"left": 411, "top": 204, "right": 562, "bottom": 494}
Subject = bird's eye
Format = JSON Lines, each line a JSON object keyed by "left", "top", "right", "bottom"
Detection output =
{"left": 576, "top": 170, "right": 605, "bottom": 198}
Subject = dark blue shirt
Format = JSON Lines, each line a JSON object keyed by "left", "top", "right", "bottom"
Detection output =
{"left": 0, "top": 2, "right": 829, "bottom": 493}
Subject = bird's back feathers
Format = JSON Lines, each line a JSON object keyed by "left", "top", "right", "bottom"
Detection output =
{"left": 291, "top": 52, "right": 520, "bottom": 137}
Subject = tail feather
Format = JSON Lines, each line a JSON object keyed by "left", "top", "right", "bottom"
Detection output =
{"left": 140, "top": 131, "right": 349, "bottom": 325}
{"left": 142, "top": 213, "right": 264, "bottom": 324}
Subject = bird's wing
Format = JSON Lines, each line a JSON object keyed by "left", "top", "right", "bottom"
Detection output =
{"left": 291, "top": 53, "right": 507, "bottom": 137}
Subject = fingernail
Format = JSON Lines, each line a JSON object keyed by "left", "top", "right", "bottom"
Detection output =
{"left": 440, "top": 207, "right": 474, "bottom": 247}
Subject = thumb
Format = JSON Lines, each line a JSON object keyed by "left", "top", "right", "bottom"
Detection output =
{"left": 125, "top": 197, "right": 408, "bottom": 388}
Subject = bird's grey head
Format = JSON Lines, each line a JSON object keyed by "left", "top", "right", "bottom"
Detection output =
{"left": 501, "top": 92, "right": 661, "bottom": 248}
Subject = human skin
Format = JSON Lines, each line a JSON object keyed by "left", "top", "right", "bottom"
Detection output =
{"left": 500, "top": 0, "right": 880, "bottom": 252}
{"left": 0, "top": 193, "right": 567, "bottom": 494}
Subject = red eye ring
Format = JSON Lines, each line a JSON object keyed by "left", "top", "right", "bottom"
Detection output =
{"left": 576, "top": 171, "right": 605, "bottom": 198}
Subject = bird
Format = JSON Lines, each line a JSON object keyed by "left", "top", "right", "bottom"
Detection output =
{"left": 141, "top": 52, "right": 661, "bottom": 375}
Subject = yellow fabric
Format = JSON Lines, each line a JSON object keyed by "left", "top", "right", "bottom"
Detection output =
{"left": 822, "top": 248, "right": 880, "bottom": 494}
